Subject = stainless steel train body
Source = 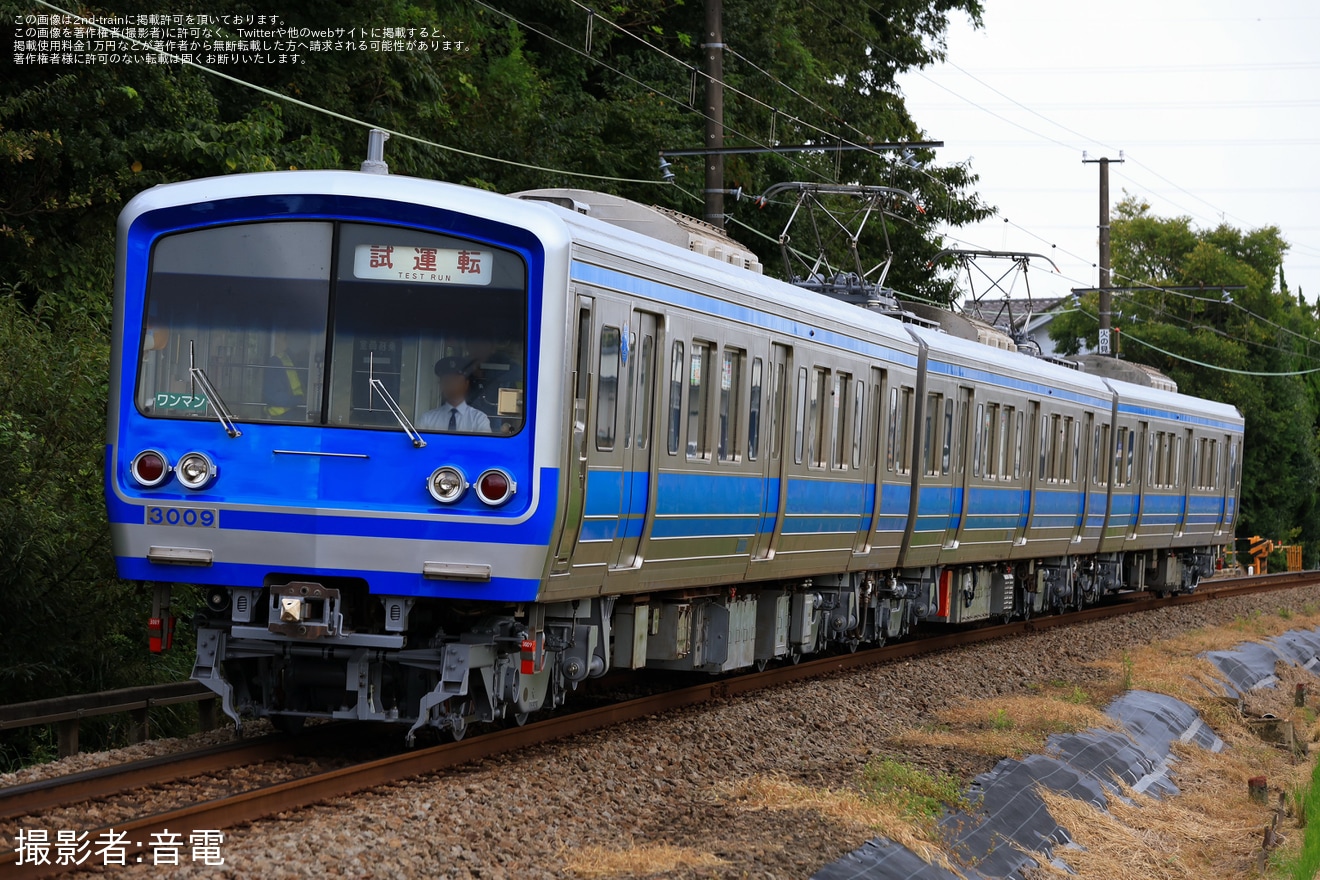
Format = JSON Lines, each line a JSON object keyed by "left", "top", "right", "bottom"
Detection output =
{"left": 105, "top": 170, "right": 1243, "bottom": 738}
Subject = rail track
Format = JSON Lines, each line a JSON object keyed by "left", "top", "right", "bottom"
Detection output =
{"left": 3, "top": 570, "right": 1314, "bottom": 879}
{"left": 0, "top": 722, "right": 373, "bottom": 825}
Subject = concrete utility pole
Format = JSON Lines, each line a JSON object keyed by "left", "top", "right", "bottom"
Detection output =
{"left": 1083, "top": 153, "right": 1124, "bottom": 355}
{"left": 702, "top": 0, "right": 724, "bottom": 228}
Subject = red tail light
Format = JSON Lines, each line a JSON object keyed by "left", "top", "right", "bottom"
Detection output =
{"left": 475, "top": 469, "right": 516, "bottom": 506}
{"left": 131, "top": 450, "right": 171, "bottom": 488}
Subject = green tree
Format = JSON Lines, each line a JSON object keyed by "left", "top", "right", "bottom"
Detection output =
{"left": 1049, "top": 197, "right": 1320, "bottom": 559}
{"left": 0, "top": 0, "right": 990, "bottom": 763}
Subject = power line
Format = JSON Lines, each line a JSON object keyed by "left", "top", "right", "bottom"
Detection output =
{"left": 472, "top": 1, "right": 839, "bottom": 186}
{"left": 1070, "top": 305, "right": 1320, "bottom": 377}
{"left": 31, "top": 0, "right": 670, "bottom": 187}
{"left": 558, "top": 0, "right": 963, "bottom": 188}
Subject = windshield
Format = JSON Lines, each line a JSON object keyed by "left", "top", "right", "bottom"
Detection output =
{"left": 138, "top": 220, "right": 528, "bottom": 435}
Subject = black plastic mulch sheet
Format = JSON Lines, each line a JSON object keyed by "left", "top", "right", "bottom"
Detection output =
{"left": 810, "top": 627, "right": 1315, "bottom": 880}
{"left": 811, "top": 838, "right": 964, "bottom": 880}
{"left": 1204, "top": 625, "right": 1320, "bottom": 696}
{"left": 813, "top": 687, "right": 1220, "bottom": 880}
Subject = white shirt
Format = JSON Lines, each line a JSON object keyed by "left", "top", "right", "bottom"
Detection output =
{"left": 417, "top": 400, "right": 491, "bottom": 433}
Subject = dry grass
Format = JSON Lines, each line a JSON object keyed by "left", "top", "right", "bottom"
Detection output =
{"left": 564, "top": 841, "right": 728, "bottom": 878}
{"left": 879, "top": 608, "right": 1320, "bottom": 877}
{"left": 1090, "top": 606, "right": 1320, "bottom": 714}
{"left": 1022, "top": 607, "right": 1320, "bottom": 878}
{"left": 1032, "top": 764, "right": 1277, "bottom": 879}
{"left": 720, "top": 774, "right": 963, "bottom": 874}
{"left": 892, "top": 693, "right": 1119, "bottom": 759}
{"left": 1086, "top": 610, "right": 1320, "bottom": 788}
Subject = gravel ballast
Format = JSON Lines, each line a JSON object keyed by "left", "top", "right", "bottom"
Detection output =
{"left": 20, "top": 583, "right": 1317, "bottom": 879}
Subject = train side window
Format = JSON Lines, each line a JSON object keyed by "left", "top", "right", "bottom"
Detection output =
{"left": 922, "top": 392, "right": 940, "bottom": 477}
{"left": 972, "top": 403, "right": 984, "bottom": 478}
{"left": 1229, "top": 440, "right": 1239, "bottom": 489}
{"left": 941, "top": 398, "right": 954, "bottom": 474}
{"left": 748, "top": 357, "right": 763, "bottom": 461}
{"left": 1053, "top": 416, "right": 1067, "bottom": 483}
{"left": 1039, "top": 414, "right": 1050, "bottom": 480}
{"left": 622, "top": 331, "right": 636, "bottom": 450}
{"left": 1152, "top": 432, "right": 1163, "bottom": 487}
{"left": 1125, "top": 428, "right": 1134, "bottom": 485}
{"left": 1014, "top": 411, "right": 1024, "bottom": 479}
{"left": 1191, "top": 438, "right": 1202, "bottom": 490}
{"left": 833, "top": 373, "right": 849, "bottom": 469}
{"left": 718, "top": 348, "right": 743, "bottom": 462}
{"left": 898, "top": 387, "right": 914, "bottom": 475}
{"left": 634, "top": 334, "right": 654, "bottom": 450}
{"left": 595, "top": 325, "right": 621, "bottom": 451}
{"left": 810, "top": 368, "right": 829, "bottom": 468}
{"left": 981, "top": 404, "right": 997, "bottom": 478}
{"left": 886, "top": 387, "right": 899, "bottom": 472}
{"left": 996, "top": 406, "right": 1012, "bottom": 480}
{"left": 574, "top": 308, "right": 591, "bottom": 400}
{"left": 793, "top": 367, "right": 808, "bottom": 464}
{"left": 957, "top": 395, "right": 969, "bottom": 475}
{"left": 1174, "top": 435, "right": 1183, "bottom": 487}
{"left": 1071, "top": 418, "right": 1081, "bottom": 484}
{"left": 1092, "top": 425, "right": 1102, "bottom": 486}
{"left": 1158, "top": 433, "right": 1168, "bottom": 487}
{"left": 667, "top": 341, "right": 683, "bottom": 455}
{"left": 686, "top": 342, "right": 713, "bottom": 460}
{"left": 770, "top": 360, "right": 785, "bottom": 460}
{"left": 1115, "top": 428, "right": 1127, "bottom": 487}
{"left": 851, "top": 380, "right": 865, "bottom": 470}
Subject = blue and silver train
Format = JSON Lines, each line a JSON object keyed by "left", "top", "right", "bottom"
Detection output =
{"left": 106, "top": 152, "right": 1243, "bottom": 739}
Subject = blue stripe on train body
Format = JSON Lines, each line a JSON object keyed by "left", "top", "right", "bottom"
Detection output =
{"left": 109, "top": 172, "right": 1246, "bottom": 613}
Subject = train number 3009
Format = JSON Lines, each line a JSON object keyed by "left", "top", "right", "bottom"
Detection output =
{"left": 145, "top": 506, "right": 218, "bottom": 528}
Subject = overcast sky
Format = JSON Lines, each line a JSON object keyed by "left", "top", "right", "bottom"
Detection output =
{"left": 895, "top": 0, "right": 1320, "bottom": 306}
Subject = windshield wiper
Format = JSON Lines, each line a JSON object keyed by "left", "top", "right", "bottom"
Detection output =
{"left": 188, "top": 340, "right": 242, "bottom": 438}
{"left": 369, "top": 352, "right": 426, "bottom": 448}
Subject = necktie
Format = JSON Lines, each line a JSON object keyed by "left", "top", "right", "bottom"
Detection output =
{"left": 448, "top": 407, "right": 457, "bottom": 431}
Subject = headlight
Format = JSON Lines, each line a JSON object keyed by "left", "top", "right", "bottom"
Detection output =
{"left": 475, "top": 469, "right": 516, "bottom": 506}
{"left": 130, "top": 450, "right": 171, "bottom": 488}
{"left": 175, "top": 452, "right": 217, "bottom": 490}
{"left": 427, "top": 466, "right": 468, "bottom": 503}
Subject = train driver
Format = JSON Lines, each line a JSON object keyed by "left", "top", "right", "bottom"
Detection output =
{"left": 265, "top": 330, "right": 306, "bottom": 418}
{"left": 418, "top": 357, "right": 491, "bottom": 433}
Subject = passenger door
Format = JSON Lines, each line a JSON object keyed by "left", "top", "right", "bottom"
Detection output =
{"left": 751, "top": 343, "right": 790, "bottom": 561}
{"left": 1015, "top": 402, "right": 1038, "bottom": 549}
{"left": 855, "top": 366, "right": 887, "bottom": 555}
{"left": 550, "top": 296, "right": 594, "bottom": 577}
{"left": 612, "top": 311, "right": 659, "bottom": 569}
{"left": 1072, "top": 412, "right": 1093, "bottom": 545}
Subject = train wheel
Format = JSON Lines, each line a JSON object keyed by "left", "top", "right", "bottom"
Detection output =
{"left": 447, "top": 700, "right": 472, "bottom": 741}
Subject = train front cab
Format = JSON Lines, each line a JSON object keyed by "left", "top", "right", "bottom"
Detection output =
{"left": 106, "top": 172, "right": 574, "bottom": 736}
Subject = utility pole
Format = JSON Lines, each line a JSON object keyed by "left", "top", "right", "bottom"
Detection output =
{"left": 702, "top": 0, "right": 724, "bottom": 228}
{"left": 1083, "top": 152, "right": 1123, "bottom": 355}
